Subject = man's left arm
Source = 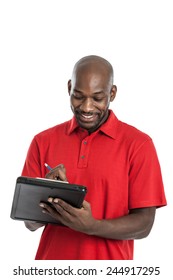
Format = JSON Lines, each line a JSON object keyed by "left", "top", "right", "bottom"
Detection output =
{"left": 39, "top": 199, "right": 156, "bottom": 240}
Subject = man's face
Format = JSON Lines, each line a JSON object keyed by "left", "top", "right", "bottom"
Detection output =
{"left": 68, "top": 68, "right": 116, "bottom": 133}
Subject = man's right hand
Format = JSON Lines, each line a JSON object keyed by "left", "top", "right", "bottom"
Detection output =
{"left": 45, "top": 163, "right": 68, "bottom": 181}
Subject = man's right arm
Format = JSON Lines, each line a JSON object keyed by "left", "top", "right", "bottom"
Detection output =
{"left": 24, "top": 221, "right": 45, "bottom": 231}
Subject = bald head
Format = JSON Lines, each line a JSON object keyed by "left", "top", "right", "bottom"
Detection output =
{"left": 72, "top": 55, "right": 114, "bottom": 87}
{"left": 68, "top": 55, "right": 117, "bottom": 133}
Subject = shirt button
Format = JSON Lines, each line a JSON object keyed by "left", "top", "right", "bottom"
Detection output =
{"left": 81, "top": 155, "right": 85, "bottom": 159}
{"left": 83, "top": 141, "right": 87, "bottom": 144}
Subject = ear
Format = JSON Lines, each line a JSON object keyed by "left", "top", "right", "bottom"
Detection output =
{"left": 110, "top": 85, "right": 117, "bottom": 102}
{"left": 68, "top": 80, "right": 71, "bottom": 96}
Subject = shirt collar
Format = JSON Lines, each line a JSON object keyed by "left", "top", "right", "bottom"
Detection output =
{"left": 66, "top": 110, "right": 119, "bottom": 139}
{"left": 99, "top": 110, "right": 118, "bottom": 139}
{"left": 67, "top": 116, "right": 79, "bottom": 135}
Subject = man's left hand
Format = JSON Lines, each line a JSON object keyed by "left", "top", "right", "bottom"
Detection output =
{"left": 39, "top": 198, "right": 97, "bottom": 234}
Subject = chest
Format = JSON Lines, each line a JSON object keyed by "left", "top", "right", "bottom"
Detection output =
{"left": 44, "top": 133, "right": 129, "bottom": 187}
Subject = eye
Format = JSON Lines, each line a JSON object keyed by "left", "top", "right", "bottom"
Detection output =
{"left": 73, "top": 94, "right": 84, "bottom": 100}
{"left": 93, "top": 97, "right": 104, "bottom": 102}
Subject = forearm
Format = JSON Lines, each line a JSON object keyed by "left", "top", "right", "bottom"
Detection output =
{"left": 38, "top": 199, "right": 156, "bottom": 239}
{"left": 24, "top": 221, "right": 45, "bottom": 231}
{"left": 88, "top": 207, "right": 156, "bottom": 240}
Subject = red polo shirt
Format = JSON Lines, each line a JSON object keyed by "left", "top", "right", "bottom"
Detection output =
{"left": 22, "top": 110, "right": 166, "bottom": 259}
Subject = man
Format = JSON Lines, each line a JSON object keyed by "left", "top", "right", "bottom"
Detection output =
{"left": 23, "top": 55, "right": 166, "bottom": 260}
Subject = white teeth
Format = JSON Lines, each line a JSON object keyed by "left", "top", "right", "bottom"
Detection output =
{"left": 81, "top": 114, "right": 93, "bottom": 119}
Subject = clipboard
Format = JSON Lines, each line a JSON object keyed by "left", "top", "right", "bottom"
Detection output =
{"left": 10, "top": 176, "right": 87, "bottom": 224}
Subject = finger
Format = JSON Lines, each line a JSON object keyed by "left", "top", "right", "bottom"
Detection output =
{"left": 54, "top": 164, "right": 67, "bottom": 181}
{"left": 51, "top": 198, "right": 78, "bottom": 216}
{"left": 57, "top": 167, "right": 67, "bottom": 181}
{"left": 47, "top": 199, "right": 76, "bottom": 227}
{"left": 39, "top": 202, "right": 56, "bottom": 214}
{"left": 82, "top": 200, "right": 91, "bottom": 210}
{"left": 45, "top": 173, "right": 54, "bottom": 180}
{"left": 45, "top": 170, "right": 60, "bottom": 180}
{"left": 40, "top": 202, "right": 64, "bottom": 223}
{"left": 57, "top": 163, "right": 66, "bottom": 171}
{"left": 45, "top": 164, "right": 67, "bottom": 181}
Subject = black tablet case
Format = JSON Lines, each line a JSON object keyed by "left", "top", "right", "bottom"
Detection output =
{"left": 10, "top": 176, "right": 87, "bottom": 224}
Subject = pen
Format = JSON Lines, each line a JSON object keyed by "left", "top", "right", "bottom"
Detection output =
{"left": 44, "top": 163, "right": 52, "bottom": 171}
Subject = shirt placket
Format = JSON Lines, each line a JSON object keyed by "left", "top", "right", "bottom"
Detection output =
{"left": 78, "top": 133, "right": 96, "bottom": 168}
{"left": 77, "top": 136, "right": 90, "bottom": 168}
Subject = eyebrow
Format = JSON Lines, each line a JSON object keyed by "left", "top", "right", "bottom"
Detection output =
{"left": 74, "top": 89, "right": 104, "bottom": 95}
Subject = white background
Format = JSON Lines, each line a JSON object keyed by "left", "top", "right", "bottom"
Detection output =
{"left": 0, "top": 0, "right": 172, "bottom": 278}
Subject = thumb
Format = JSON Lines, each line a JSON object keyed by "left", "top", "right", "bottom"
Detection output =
{"left": 82, "top": 200, "right": 91, "bottom": 210}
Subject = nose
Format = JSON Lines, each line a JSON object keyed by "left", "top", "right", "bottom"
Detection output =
{"left": 80, "top": 98, "right": 94, "bottom": 113}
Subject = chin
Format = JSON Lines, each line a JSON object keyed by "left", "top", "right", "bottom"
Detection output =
{"left": 77, "top": 121, "right": 94, "bottom": 131}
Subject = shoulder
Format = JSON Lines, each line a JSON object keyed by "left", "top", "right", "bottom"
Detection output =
{"left": 115, "top": 119, "right": 155, "bottom": 157}
{"left": 33, "top": 120, "right": 71, "bottom": 142}
{"left": 118, "top": 120, "right": 152, "bottom": 142}
{"left": 109, "top": 111, "right": 152, "bottom": 143}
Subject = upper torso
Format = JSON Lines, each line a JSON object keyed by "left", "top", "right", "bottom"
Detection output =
{"left": 22, "top": 110, "right": 166, "bottom": 260}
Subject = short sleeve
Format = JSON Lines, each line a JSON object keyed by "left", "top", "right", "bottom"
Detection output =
{"left": 128, "top": 139, "right": 167, "bottom": 209}
{"left": 21, "top": 136, "right": 42, "bottom": 178}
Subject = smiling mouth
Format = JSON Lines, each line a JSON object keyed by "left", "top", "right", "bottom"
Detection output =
{"left": 77, "top": 113, "right": 97, "bottom": 122}
{"left": 81, "top": 114, "right": 93, "bottom": 119}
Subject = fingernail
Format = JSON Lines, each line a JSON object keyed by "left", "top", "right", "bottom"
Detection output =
{"left": 54, "top": 198, "right": 58, "bottom": 203}
{"left": 48, "top": 197, "right": 53, "bottom": 203}
{"left": 39, "top": 203, "right": 44, "bottom": 207}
